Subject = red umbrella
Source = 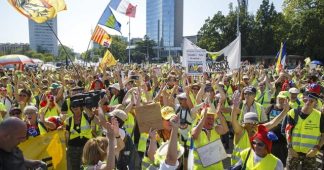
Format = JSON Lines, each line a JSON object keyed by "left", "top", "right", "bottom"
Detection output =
{"left": 0, "top": 54, "right": 34, "bottom": 65}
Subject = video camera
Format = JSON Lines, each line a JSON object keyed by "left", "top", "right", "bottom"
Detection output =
{"left": 70, "top": 90, "right": 106, "bottom": 108}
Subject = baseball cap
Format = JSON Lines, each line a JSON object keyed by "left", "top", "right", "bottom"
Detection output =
{"left": 243, "top": 75, "right": 249, "bottom": 79}
{"left": 243, "top": 112, "right": 259, "bottom": 124}
{"left": 244, "top": 86, "right": 257, "bottom": 94}
{"left": 109, "top": 83, "right": 120, "bottom": 91}
{"left": 50, "top": 83, "right": 61, "bottom": 89}
{"left": 277, "top": 91, "right": 289, "bottom": 99}
{"left": 288, "top": 88, "right": 300, "bottom": 94}
{"left": 176, "top": 93, "right": 187, "bottom": 99}
{"left": 161, "top": 106, "right": 176, "bottom": 120}
{"left": 107, "top": 109, "right": 128, "bottom": 122}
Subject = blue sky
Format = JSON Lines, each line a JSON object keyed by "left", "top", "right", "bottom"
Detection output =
{"left": 0, "top": 0, "right": 283, "bottom": 53}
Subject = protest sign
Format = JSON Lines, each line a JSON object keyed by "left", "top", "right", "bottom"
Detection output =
{"left": 185, "top": 49, "right": 207, "bottom": 75}
{"left": 135, "top": 103, "right": 163, "bottom": 133}
{"left": 196, "top": 139, "right": 227, "bottom": 167}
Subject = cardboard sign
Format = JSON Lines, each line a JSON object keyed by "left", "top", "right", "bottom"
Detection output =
{"left": 135, "top": 103, "right": 163, "bottom": 133}
{"left": 196, "top": 139, "right": 227, "bottom": 167}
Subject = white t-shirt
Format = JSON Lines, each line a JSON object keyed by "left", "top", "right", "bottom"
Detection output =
{"left": 159, "top": 160, "right": 179, "bottom": 170}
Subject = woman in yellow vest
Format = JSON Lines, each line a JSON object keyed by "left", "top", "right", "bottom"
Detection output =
{"left": 23, "top": 106, "right": 53, "bottom": 138}
{"left": 231, "top": 91, "right": 289, "bottom": 166}
{"left": 65, "top": 99, "right": 95, "bottom": 170}
{"left": 233, "top": 124, "right": 283, "bottom": 170}
{"left": 191, "top": 101, "right": 229, "bottom": 170}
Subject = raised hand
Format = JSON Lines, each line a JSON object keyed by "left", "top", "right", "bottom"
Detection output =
{"left": 232, "top": 90, "right": 241, "bottom": 108}
{"left": 169, "top": 115, "right": 180, "bottom": 129}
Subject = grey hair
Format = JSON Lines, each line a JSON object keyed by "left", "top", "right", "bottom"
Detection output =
{"left": 23, "top": 105, "right": 38, "bottom": 114}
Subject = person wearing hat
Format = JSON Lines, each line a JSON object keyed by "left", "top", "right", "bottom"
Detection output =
{"left": 304, "top": 83, "right": 323, "bottom": 110}
{"left": 234, "top": 124, "right": 283, "bottom": 170}
{"left": 108, "top": 71, "right": 125, "bottom": 106}
{"left": 231, "top": 91, "right": 289, "bottom": 166}
{"left": 288, "top": 87, "right": 304, "bottom": 109}
{"left": 142, "top": 106, "right": 181, "bottom": 169}
{"left": 239, "top": 86, "right": 267, "bottom": 123}
{"left": 285, "top": 90, "right": 324, "bottom": 169}
{"left": 102, "top": 108, "right": 140, "bottom": 170}
{"left": 242, "top": 74, "right": 250, "bottom": 87}
{"left": 191, "top": 100, "right": 229, "bottom": 169}
{"left": 0, "top": 86, "right": 12, "bottom": 119}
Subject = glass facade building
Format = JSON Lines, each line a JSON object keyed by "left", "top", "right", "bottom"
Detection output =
{"left": 29, "top": 18, "right": 58, "bottom": 56}
{"left": 146, "top": 0, "right": 183, "bottom": 48}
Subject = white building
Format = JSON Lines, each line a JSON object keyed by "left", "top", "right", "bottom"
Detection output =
{"left": 29, "top": 18, "right": 58, "bottom": 56}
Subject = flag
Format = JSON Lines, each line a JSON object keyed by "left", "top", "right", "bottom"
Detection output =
{"left": 275, "top": 42, "right": 287, "bottom": 74}
{"left": 98, "top": 5, "right": 122, "bottom": 32}
{"left": 19, "top": 131, "right": 67, "bottom": 169}
{"left": 212, "top": 33, "right": 241, "bottom": 70}
{"left": 91, "top": 25, "right": 113, "bottom": 47}
{"left": 304, "top": 57, "right": 311, "bottom": 66}
{"left": 109, "top": 0, "right": 137, "bottom": 17}
{"left": 8, "top": 0, "right": 66, "bottom": 23}
{"left": 99, "top": 50, "right": 117, "bottom": 71}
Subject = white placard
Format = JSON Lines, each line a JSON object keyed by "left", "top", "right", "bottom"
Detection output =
{"left": 196, "top": 139, "right": 227, "bottom": 167}
{"left": 185, "top": 49, "right": 206, "bottom": 75}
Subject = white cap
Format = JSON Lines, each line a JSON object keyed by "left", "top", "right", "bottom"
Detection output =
{"left": 288, "top": 87, "right": 300, "bottom": 94}
{"left": 109, "top": 83, "right": 120, "bottom": 91}
{"left": 177, "top": 92, "right": 187, "bottom": 99}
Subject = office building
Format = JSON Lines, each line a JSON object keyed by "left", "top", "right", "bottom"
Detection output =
{"left": 29, "top": 18, "right": 58, "bottom": 56}
{"left": 146, "top": 0, "right": 183, "bottom": 52}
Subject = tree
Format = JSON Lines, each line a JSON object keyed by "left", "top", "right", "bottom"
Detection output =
{"left": 57, "top": 45, "right": 75, "bottom": 62}
{"left": 131, "top": 35, "right": 156, "bottom": 63}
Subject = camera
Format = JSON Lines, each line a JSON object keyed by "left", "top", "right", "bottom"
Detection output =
{"left": 70, "top": 90, "right": 106, "bottom": 108}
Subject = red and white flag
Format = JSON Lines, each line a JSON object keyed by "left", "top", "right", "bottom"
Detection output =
{"left": 109, "top": 0, "right": 137, "bottom": 17}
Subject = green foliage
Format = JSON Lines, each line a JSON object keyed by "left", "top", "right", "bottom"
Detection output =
{"left": 131, "top": 35, "right": 157, "bottom": 63}
{"left": 57, "top": 45, "right": 75, "bottom": 62}
{"left": 197, "top": 0, "right": 324, "bottom": 60}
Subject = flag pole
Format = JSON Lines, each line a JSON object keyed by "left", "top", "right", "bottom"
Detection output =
{"left": 128, "top": 16, "right": 131, "bottom": 64}
{"left": 45, "top": 21, "right": 81, "bottom": 78}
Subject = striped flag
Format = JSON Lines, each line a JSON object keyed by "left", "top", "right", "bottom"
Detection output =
{"left": 91, "top": 26, "right": 112, "bottom": 47}
{"left": 98, "top": 5, "right": 121, "bottom": 32}
{"left": 275, "top": 42, "right": 287, "bottom": 74}
{"left": 109, "top": 0, "right": 137, "bottom": 17}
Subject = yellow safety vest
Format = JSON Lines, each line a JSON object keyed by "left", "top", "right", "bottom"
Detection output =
{"left": 40, "top": 107, "right": 60, "bottom": 119}
{"left": 289, "top": 109, "right": 321, "bottom": 153}
{"left": 289, "top": 100, "right": 304, "bottom": 109}
{"left": 255, "top": 90, "right": 271, "bottom": 108}
{"left": 240, "top": 148, "right": 278, "bottom": 170}
{"left": 189, "top": 92, "right": 197, "bottom": 106}
{"left": 231, "top": 129, "right": 251, "bottom": 166}
{"left": 138, "top": 133, "right": 149, "bottom": 153}
{"left": 66, "top": 98, "right": 73, "bottom": 117}
{"left": 239, "top": 102, "right": 263, "bottom": 123}
{"left": 124, "top": 112, "right": 135, "bottom": 136}
{"left": 193, "top": 129, "right": 223, "bottom": 170}
{"left": 225, "top": 85, "right": 233, "bottom": 97}
{"left": 38, "top": 122, "right": 48, "bottom": 135}
{"left": 109, "top": 95, "right": 119, "bottom": 106}
{"left": 223, "top": 99, "right": 231, "bottom": 122}
{"left": 69, "top": 113, "right": 93, "bottom": 140}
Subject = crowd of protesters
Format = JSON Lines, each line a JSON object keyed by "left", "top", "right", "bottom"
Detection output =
{"left": 0, "top": 62, "right": 323, "bottom": 170}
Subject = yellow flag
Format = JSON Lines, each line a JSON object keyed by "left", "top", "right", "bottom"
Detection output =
{"left": 19, "top": 131, "right": 67, "bottom": 170}
{"left": 99, "top": 50, "right": 117, "bottom": 71}
{"left": 304, "top": 57, "right": 311, "bottom": 66}
{"left": 8, "top": 0, "right": 67, "bottom": 23}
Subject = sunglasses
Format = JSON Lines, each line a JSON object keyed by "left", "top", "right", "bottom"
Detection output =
{"left": 252, "top": 140, "right": 265, "bottom": 148}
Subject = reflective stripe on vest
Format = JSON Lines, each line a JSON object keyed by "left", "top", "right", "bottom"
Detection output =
{"left": 69, "top": 113, "right": 92, "bottom": 140}
{"left": 241, "top": 148, "right": 278, "bottom": 170}
{"left": 239, "top": 102, "right": 263, "bottom": 123}
{"left": 231, "top": 129, "right": 251, "bottom": 165}
{"left": 290, "top": 109, "right": 321, "bottom": 153}
{"left": 138, "top": 133, "right": 149, "bottom": 153}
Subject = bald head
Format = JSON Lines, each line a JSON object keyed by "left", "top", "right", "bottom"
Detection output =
{"left": 0, "top": 117, "right": 26, "bottom": 134}
{"left": 0, "top": 117, "right": 27, "bottom": 152}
